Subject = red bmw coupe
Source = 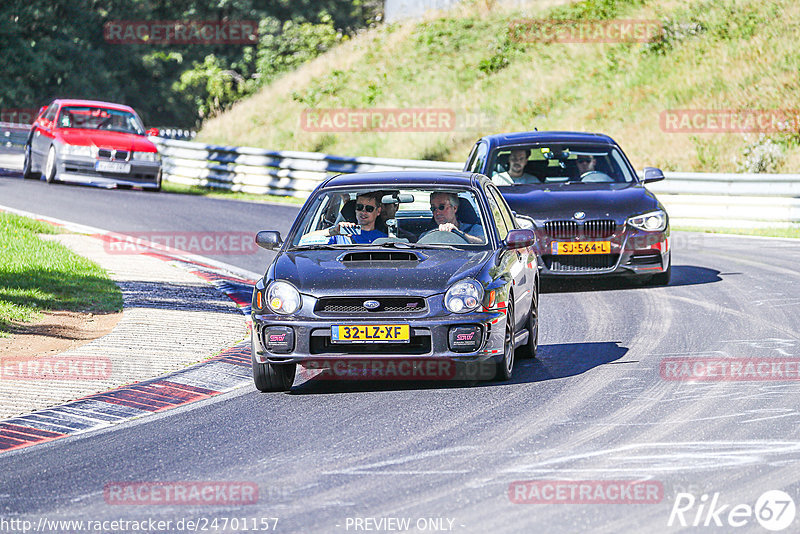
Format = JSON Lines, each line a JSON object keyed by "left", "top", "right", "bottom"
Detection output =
{"left": 23, "top": 99, "right": 162, "bottom": 191}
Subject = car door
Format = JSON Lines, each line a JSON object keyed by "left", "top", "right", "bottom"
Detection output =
{"left": 484, "top": 184, "right": 533, "bottom": 331}
{"left": 31, "top": 104, "right": 58, "bottom": 163}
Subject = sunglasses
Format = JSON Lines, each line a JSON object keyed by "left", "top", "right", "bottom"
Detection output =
{"left": 430, "top": 204, "right": 451, "bottom": 212}
{"left": 355, "top": 203, "right": 376, "bottom": 213}
{"left": 577, "top": 158, "right": 593, "bottom": 164}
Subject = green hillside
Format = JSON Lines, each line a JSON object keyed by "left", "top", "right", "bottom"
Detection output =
{"left": 198, "top": 0, "right": 800, "bottom": 173}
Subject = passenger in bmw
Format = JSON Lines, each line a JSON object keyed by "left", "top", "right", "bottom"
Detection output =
{"left": 493, "top": 148, "right": 539, "bottom": 186}
{"left": 306, "top": 192, "right": 388, "bottom": 244}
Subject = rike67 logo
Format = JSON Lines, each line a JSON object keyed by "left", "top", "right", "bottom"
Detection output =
{"left": 668, "top": 490, "right": 796, "bottom": 531}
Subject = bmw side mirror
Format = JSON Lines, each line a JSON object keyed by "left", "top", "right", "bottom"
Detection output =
{"left": 256, "top": 231, "right": 283, "bottom": 250}
{"left": 504, "top": 229, "right": 535, "bottom": 249}
{"left": 643, "top": 167, "right": 665, "bottom": 183}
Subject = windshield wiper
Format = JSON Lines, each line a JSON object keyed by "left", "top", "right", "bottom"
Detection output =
{"left": 377, "top": 241, "right": 413, "bottom": 249}
{"left": 407, "top": 243, "right": 460, "bottom": 250}
{"left": 290, "top": 244, "right": 351, "bottom": 250}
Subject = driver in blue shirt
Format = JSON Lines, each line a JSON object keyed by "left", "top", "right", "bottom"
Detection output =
{"left": 317, "top": 192, "right": 388, "bottom": 244}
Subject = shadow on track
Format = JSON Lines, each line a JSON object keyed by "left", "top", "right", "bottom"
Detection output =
{"left": 286, "top": 341, "right": 627, "bottom": 395}
{"left": 542, "top": 265, "right": 721, "bottom": 294}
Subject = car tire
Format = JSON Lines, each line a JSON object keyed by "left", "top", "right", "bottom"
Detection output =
{"left": 145, "top": 169, "right": 162, "bottom": 192}
{"left": 22, "top": 145, "right": 38, "bottom": 179}
{"left": 44, "top": 146, "right": 58, "bottom": 184}
{"left": 518, "top": 284, "right": 539, "bottom": 359}
{"left": 649, "top": 252, "right": 672, "bottom": 286}
{"left": 252, "top": 354, "right": 296, "bottom": 392}
{"left": 495, "top": 302, "right": 515, "bottom": 381}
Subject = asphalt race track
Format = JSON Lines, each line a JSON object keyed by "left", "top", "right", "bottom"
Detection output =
{"left": 1, "top": 177, "right": 800, "bottom": 533}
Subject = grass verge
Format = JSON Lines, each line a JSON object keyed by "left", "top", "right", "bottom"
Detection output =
{"left": 162, "top": 181, "right": 306, "bottom": 205}
{"left": 673, "top": 225, "right": 800, "bottom": 239}
{"left": 0, "top": 212, "right": 123, "bottom": 337}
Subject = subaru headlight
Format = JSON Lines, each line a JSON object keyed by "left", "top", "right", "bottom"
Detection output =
{"left": 62, "top": 144, "right": 94, "bottom": 157}
{"left": 134, "top": 151, "right": 160, "bottom": 162}
{"left": 627, "top": 210, "right": 667, "bottom": 232}
{"left": 444, "top": 279, "right": 484, "bottom": 314}
{"left": 266, "top": 281, "right": 301, "bottom": 315}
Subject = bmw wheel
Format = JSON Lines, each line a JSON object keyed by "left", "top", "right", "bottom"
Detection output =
{"left": 44, "top": 146, "right": 58, "bottom": 184}
{"left": 22, "top": 145, "right": 38, "bottom": 179}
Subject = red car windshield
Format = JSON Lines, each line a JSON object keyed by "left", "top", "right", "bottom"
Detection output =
{"left": 57, "top": 106, "right": 145, "bottom": 135}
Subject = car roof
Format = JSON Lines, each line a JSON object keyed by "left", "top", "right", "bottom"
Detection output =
{"left": 49, "top": 99, "right": 138, "bottom": 114}
{"left": 478, "top": 130, "right": 619, "bottom": 149}
{"left": 321, "top": 171, "right": 483, "bottom": 189}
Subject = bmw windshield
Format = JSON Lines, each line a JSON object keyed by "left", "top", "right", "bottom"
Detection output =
{"left": 487, "top": 144, "right": 636, "bottom": 186}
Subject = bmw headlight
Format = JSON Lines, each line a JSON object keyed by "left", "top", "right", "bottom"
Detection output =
{"left": 266, "top": 281, "right": 301, "bottom": 314}
{"left": 628, "top": 210, "right": 667, "bottom": 232}
{"left": 62, "top": 144, "right": 94, "bottom": 157}
{"left": 134, "top": 151, "right": 160, "bottom": 162}
{"left": 444, "top": 279, "right": 484, "bottom": 314}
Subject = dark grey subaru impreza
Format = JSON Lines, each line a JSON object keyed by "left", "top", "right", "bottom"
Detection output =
{"left": 250, "top": 171, "right": 539, "bottom": 391}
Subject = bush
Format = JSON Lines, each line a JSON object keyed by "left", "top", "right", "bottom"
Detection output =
{"left": 735, "top": 135, "right": 784, "bottom": 173}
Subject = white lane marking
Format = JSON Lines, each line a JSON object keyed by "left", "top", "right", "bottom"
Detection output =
{"left": 501, "top": 441, "right": 800, "bottom": 476}
{"left": 322, "top": 446, "right": 478, "bottom": 475}
{"left": 740, "top": 413, "right": 800, "bottom": 424}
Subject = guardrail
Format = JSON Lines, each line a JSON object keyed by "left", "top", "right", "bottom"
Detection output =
{"left": 0, "top": 122, "right": 30, "bottom": 150}
{"left": 1, "top": 126, "right": 798, "bottom": 227}
{"left": 152, "top": 138, "right": 462, "bottom": 198}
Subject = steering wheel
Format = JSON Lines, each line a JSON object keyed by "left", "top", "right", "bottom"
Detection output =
{"left": 417, "top": 230, "right": 469, "bottom": 245}
{"left": 580, "top": 171, "right": 614, "bottom": 183}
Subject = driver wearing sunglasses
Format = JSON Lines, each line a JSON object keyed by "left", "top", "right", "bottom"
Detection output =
{"left": 309, "top": 192, "right": 388, "bottom": 244}
{"left": 423, "top": 192, "right": 484, "bottom": 244}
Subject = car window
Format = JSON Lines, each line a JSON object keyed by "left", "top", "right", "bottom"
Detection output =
{"left": 44, "top": 105, "right": 58, "bottom": 122}
{"left": 57, "top": 106, "right": 145, "bottom": 135}
{"left": 488, "top": 144, "right": 635, "bottom": 184}
{"left": 291, "top": 187, "right": 488, "bottom": 247}
{"left": 485, "top": 188, "right": 510, "bottom": 240}
{"left": 467, "top": 142, "right": 488, "bottom": 173}
{"left": 488, "top": 186, "right": 517, "bottom": 231}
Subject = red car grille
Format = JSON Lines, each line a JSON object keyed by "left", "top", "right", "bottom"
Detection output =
{"left": 97, "top": 148, "right": 129, "bottom": 161}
